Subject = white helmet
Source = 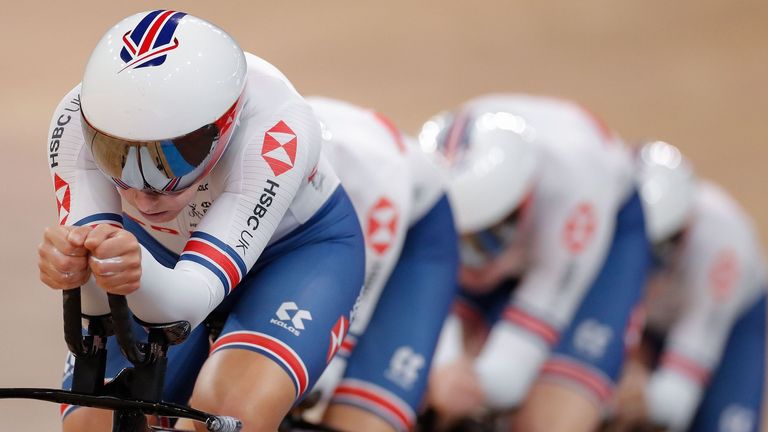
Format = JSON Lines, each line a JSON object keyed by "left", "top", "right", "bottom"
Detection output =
{"left": 81, "top": 10, "right": 247, "bottom": 193}
{"left": 419, "top": 106, "right": 538, "bottom": 234}
{"left": 636, "top": 141, "right": 696, "bottom": 243}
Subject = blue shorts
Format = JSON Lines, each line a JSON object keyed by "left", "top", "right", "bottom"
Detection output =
{"left": 688, "top": 294, "right": 766, "bottom": 432}
{"left": 61, "top": 186, "right": 365, "bottom": 418}
{"left": 458, "top": 190, "right": 651, "bottom": 407}
{"left": 330, "top": 196, "right": 459, "bottom": 432}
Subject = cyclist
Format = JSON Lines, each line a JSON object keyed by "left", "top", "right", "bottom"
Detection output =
{"left": 38, "top": 10, "right": 365, "bottom": 432}
{"left": 611, "top": 141, "right": 766, "bottom": 432}
{"left": 304, "top": 97, "right": 459, "bottom": 432}
{"left": 421, "top": 94, "right": 651, "bottom": 431}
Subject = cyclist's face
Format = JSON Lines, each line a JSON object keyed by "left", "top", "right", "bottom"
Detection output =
{"left": 459, "top": 239, "right": 527, "bottom": 293}
{"left": 119, "top": 186, "right": 198, "bottom": 223}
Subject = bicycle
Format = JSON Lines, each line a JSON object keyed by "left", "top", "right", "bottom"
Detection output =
{"left": 0, "top": 288, "right": 240, "bottom": 431}
{"left": 0, "top": 287, "right": 345, "bottom": 431}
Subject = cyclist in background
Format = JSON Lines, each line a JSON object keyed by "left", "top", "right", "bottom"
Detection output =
{"left": 305, "top": 97, "right": 459, "bottom": 432}
{"left": 421, "top": 94, "right": 651, "bottom": 431}
{"left": 610, "top": 141, "right": 766, "bottom": 432}
{"left": 38, "top": 10, "right": 364, "bottom": 431}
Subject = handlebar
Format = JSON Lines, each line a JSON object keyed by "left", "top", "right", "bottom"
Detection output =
{"left": 62, "top": 288, "right": 85, "bottom": 356}
{"left": 106, "top": 293, "right": 146, "bottom": 365}
{"left": 0, "top": 388, "right": 242, "bottom": 432}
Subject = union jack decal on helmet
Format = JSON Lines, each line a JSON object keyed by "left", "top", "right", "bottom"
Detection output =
{"left": 119, "top": 10, "right": 187, "bottom": 72}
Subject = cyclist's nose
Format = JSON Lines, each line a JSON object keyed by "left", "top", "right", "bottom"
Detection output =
{"left": 133, "top": 190, "right": 162, "bottom": 211}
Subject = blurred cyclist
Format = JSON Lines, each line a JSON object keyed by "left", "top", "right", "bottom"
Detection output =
{"left": 305, "top": 97, "right": 459, "bottom": 432}
{"left": 421, "top": 94, "right": 651, "bottom": 432}
{"left": 39, "top": 10, "right": 364, "bottom": 432}
{"left": 610, "top": 141, "right": 766, "bottom": 432}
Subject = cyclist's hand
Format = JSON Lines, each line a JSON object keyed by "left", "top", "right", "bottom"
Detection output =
{"left": 84, "top": 224, "right": 142, "bottom": 295}
{"left": 38, "top": 225, "right": 93, "bottom": 290}
{"left": 610, "top": 359, "right": 651, "bottom": 431}
{"left": 428, "top": 357, "right": 486, "bottom": 421}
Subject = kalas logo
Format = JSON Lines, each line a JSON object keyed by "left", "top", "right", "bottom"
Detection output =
{"left": 119, "top": 10, "right": 187, "bottom": 73}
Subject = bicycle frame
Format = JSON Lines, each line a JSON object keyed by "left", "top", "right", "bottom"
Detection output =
{"left": 0, "top": 288, "right": 241, "bottom": 432}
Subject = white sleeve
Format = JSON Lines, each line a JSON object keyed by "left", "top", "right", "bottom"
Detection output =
{"left": 432, "top": 313, "right": 465, "bottom": 367}
{"left": 646, "top": 205, "right": 759, "bottom": 430}
{"left": 403, "top": 135, "right": 446, "bottom": 225}
{"left": 47, "top": 86, "right": 119, "bottom": 317}
{"left": 509, "top": 162, "right": 619, "bottom": 340}
{"left": 126, "top": 99, "right": 321, "bottom": 328}
{"left": 473, "top": 161, "right": 620, "bottom": 408}
{"left": 474, "top": 321, "right": 549, "bottom": 408}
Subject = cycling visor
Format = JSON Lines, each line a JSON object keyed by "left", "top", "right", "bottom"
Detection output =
{"left": 459, "top": 193, "right": 532, "bottom": 268}
{"left": 82, "top": 96, "right": 241, "bottom": 194}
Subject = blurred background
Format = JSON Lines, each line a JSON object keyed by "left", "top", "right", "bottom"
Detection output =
{"left": 0, "top": 1, "right": 766, "bottom": 429}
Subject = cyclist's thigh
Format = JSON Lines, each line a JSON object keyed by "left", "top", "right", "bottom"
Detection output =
{"left": 328, "top": 195, "right": 458, "bottom": 432}
{"left": 688, "top": 294, "right": 766, "bottom": 432}
{"left": 539, "top": 190, "right": 650, "bottom": 408}
{"left": 200, "top": 186, "right": 365, "bottom": 404}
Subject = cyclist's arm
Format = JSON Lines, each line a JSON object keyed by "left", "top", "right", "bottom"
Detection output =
{"left": 45, "top": 86, "right": 124, "bottom": 316}
{"left": 474, "top": 168, "right": 619, "bottom": 408}
{"left": 126, "top": 99, "right": 321, "bottom": 327}
{"left": 645, "top": 212, "right": 757, "bottom": 431}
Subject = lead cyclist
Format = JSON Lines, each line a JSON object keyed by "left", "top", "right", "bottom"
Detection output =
{"left": 38, "top": 10, "right": 365, "bottom": 432}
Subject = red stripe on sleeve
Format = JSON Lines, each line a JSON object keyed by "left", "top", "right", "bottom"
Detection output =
{"left": 183, "top": 240, "right": 241, "bottom": 289}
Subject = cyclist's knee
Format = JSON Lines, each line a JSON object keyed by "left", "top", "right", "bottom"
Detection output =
{"left": 190, "top": 350, "right": 297, "bottom": 431}
{"left": 62, "top": 407, "right": 112, "bottom": 432}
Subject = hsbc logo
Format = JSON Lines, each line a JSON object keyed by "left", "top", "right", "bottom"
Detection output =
{"left": 563, "top": 202, "right": 597, "bottom": 254}
{"left": 367, "top": 197, "right": 399, "bottom": 255}
{"left": 262, "top": 121, "right": 297, "bottom": 176}
{"left": 54, "top": 174, "right": 71, "bottom": 225}
{"left": 326, "top": 315, "right": 348, "bottom": 363}
{"left": 270, "top": 301, "right": 312, "bottom": 336}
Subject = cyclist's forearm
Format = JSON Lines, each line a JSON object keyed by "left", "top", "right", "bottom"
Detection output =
{"left": 474, "top": 322, "right": 548, "bottom": 409}
{"left": 126, "top": 245, "right": 220, "bottom": 328}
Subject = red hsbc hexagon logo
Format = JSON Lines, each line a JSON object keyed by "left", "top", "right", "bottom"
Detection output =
{"left": 327, "top": 315, "right": 348, "bottom": 363}
{"left": 261, "top": 121, "right": 297, "bottom": 176}
{"left": 710, "top": 249, "right": 740, "bottom": 300}
{"left": 54, "top": 173, "right": 71, "bottom": 225}
{"left": 367, "top": 197, "right": 399, "bottom": 255}
{"left": 562, "top": 202, "right": 596, "bottom": 254}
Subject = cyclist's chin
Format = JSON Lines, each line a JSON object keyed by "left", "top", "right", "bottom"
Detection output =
{"left": 139, "top": 209, "right": 182, "bottom": 223}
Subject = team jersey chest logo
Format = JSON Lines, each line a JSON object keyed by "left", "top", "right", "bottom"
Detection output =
{"left": 367, "top": 197, "right": 399, "bottom": 255}
{"left": 562, "top": 202, "right": 597, "bottom": 254}
{"left": 709, "top": 249, "right": 740, "bottom": 300}
{"left": 262, "top": 121, "right": 297, "bottom": 176}
{"left": 120, "top": 10, "right": 186, "bottom": 72}
{"left": 54, "top": 174, "right": 71, "bottom": 225}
